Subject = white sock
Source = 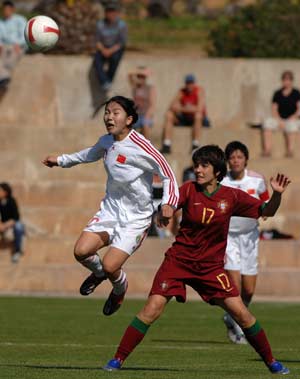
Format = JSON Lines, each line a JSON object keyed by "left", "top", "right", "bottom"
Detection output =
{"left": 192, "top": 139, "right": 200, "bottom": 147}
{"left": 112, "top": 270, "right": 127, "bottom": 295}
{"left": 163, "top": 139, "right": 171, "bottom": 146}
{"left": 80, "top": 254, "right": 105, "bottom": 278}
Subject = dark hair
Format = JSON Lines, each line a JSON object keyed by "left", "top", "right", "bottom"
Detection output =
{"left": 192, "top": 145, "right": 227, "bottom": 182}
{"left": 225, "top": 141, "right": 249, "bottom": 161}
{"left": 2, "top": 1, "right": 14, "bottom": 7}
{"left": 281, "top": 70, "right": 294, "bottom": 81}
{"left": 104, "top": 95, "right": 139, "bottom": 126}
{"left": 0, "top": 182, "right": 12, "bottom": 197}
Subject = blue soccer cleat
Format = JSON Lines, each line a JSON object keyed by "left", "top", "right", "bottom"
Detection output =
{"left": 268, "top": 361, "right": 290, "bottom": 375}
{"left": 103, "top": 358, "right": 122, "bottom": 371}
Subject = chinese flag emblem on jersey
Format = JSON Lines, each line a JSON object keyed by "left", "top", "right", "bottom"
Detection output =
{"left": 117, "top": 154, "right": 126, "bottom": 164}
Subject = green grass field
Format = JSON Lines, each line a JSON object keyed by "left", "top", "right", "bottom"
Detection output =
{"left": 0, "top": 297, "right": 299, "bottom": 379}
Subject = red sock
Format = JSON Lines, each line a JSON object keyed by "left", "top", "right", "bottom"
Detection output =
{"left": 115, "top": 317, "right": 150, "bottom": 363}
{"left": 243, "top": 321, "right": 275, "bottom": 365}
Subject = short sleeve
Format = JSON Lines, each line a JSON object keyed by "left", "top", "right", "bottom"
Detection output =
{"left": 258, "top": 177, "right": 269, "bottom": 201}
{"left": 272, "top": 90, "right": 280, "bottom": 104}
{"left": 232, "top": 188, "right": 264, "bottom": 219}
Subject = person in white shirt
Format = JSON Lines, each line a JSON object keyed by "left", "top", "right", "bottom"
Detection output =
{"left": 0, "top": 1, "right": 27, "bottom": 86}
{"left": 221, "top": 141, "right": 269, "bottom": 344}
{"left": 43, "top": 96, "right": 179, "bottom": 316}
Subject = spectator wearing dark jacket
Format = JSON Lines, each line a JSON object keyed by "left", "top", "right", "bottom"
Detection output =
{"left": 0, "top": 182, "right": 25, "bottom": 263}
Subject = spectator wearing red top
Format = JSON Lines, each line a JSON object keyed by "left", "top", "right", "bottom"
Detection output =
{"left": 161, "top": 74, "right": 209, "bottom": 154}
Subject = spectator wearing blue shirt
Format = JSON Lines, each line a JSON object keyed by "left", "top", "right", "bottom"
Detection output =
{"left": 0, "top": 1, "right": 27, "bottom": 88}
{"left": 94, "top": 2, "right": 127, "bottom": 91}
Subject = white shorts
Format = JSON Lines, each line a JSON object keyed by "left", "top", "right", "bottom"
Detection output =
{"left": 84, "top": 209, "right": 150, "bottom": 256}
{"left": 263, "top": 117, "right": 300, "bottom": 133}
{"left": 224, "top": 228, "right": 259, "bottom": 275}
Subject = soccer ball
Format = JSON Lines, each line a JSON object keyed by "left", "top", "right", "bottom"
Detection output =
{"left": 24, "top": 15, "right": 60, "bottom": 52}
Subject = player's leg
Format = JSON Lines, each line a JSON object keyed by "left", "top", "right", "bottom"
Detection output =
{"left": 161, "top": 110, "right": 176, "bottom": 154}
{"left": 101, "top": 247, "right": 130, "bottom": 316}
{"left": 102, "top": 223, "right": 150, "bottom": 315}
{"left": 191, "top": 111, "right": 202, "bottom": 150}
{"left": 74, "top": 230, "right": 110, "bottom": 295}
{"left": 223, "top": 269, "right": 246, "bottom": 343}
{"left": 103, "top": 294, "right": 169, "bottom": 371}
{"left": 241, "top": 275, "right": 257, "bottom": 306}
{"left": 223, "top": 234, "right": 244, "bottom": 342}
{"left": 215, "top": 296, "right": 289, "bottom": 374}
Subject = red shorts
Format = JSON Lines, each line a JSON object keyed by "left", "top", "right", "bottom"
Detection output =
{"left": 149, "top": 255, "right": 239, "bottom": 304}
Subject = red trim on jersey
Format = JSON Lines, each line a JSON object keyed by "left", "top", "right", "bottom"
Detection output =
{"left": 259, "top": 190, "right": 270, "bottom": 201}
{"left": 247, "top": 189, "right": 255, "bottom": 195}
{"left": 129, "top": 131, "right": 178, "bottom": 207}
{"left": 130, "top": 132, "right": 178, "bottom": 207}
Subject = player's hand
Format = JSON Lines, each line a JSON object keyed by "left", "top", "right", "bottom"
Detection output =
{"left": 157, "top": 204, "right": 174, "bottom": 227}
{"left": 42, "top": 156, "right": 59, "bottom": 168}
{"left": 270, "top": 173, "right": 291, "bottom": 194}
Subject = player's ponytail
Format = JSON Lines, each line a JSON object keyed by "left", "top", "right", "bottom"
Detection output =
{"left": 104, "top": 96, "right": 139, "bottom": 126}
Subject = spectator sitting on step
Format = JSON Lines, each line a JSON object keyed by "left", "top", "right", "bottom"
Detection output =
{"left": 128, "top": 66, "right": 156, "bottom": 140}
{"left": 0, "top": 182, "right": 25, "bottom": 263}
{"left": 161, "top": 74, "right": 210, "bottom": 154}
{"left": 94, "top": 2, "right": 127, "bottom": 91}
{"left": 262, "top": 70, "right": 300, "bottom": 158}
{"left": 0, "top": 1, "right": 27, "bottom": 90}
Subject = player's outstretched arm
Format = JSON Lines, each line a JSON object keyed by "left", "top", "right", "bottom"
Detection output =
{"left": 42, "top": 155, "right": 59, "bottom": 168}
{"left": 261, "top": 174, "right": 291, "bottom": 217}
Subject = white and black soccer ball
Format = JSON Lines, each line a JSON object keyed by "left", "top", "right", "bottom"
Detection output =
{"left": 24, "top": 15, "right": 60, "bottom": 52}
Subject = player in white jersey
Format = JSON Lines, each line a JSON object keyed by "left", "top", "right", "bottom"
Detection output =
{"left": 221, "top": 141, "right": 269, "bottom": 344}
{"left": 43, "top": 96, "right": 179, "bottom": 315}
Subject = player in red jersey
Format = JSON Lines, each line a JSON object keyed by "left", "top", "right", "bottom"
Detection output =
{"left": 103, "top": 145, "right": 291, "bottom": 375}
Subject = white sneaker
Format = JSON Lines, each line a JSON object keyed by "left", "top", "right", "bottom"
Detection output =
{"left": 223, "top": 314, "right": 248, "bottom": 345}
{"left": 11, "top": 251, "right": 22, "bottom": 264}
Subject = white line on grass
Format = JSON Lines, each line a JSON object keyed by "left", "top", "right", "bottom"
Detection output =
{"left": 1, "top": 341, "right": 297, "bottom": 352}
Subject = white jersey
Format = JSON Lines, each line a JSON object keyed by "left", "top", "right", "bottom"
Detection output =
{"left": 221, "top": 169, "right": 269, "bottom": 234}
{"left": 57, "top": 129, "right": 179, "bottom": 226}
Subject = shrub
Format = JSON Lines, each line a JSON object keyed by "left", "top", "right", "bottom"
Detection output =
{"left": 208, "top": 0, "right": 300, "bottom": 57}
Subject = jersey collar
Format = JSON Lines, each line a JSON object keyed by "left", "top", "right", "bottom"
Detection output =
{"left": 202, "top": 183, "right": 222, "bottom": 197}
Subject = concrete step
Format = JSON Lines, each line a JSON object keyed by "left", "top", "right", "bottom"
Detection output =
{"left": 22, "top": 207, "right": 93, "bottom": 237}
{"left": 1, "top": 236, "right": 298, "bottom": 267}
{"left": 6, "top": 181, "right": 105, "bottom": 208}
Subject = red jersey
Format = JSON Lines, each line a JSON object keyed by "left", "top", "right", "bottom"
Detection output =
{"left": 167, "top": 181, "right": 265, "bottom": 266}
{"left": 180, "top": 86, "right": 199, "bottom": 108}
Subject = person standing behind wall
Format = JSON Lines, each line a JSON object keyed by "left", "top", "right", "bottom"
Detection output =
{"left": 94, "top": 2, "right": 127, "bottom": 92}
{"left": 0, "top": 1, "right": 27, "bottom": 90}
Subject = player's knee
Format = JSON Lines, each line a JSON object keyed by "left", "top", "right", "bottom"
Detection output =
{"left": 74, "top": 244, "right": 89, "bottom": 261}
{"left": 242, "top": 291, "right": 253, "bottom": 305}
{"left": 234, "top": 308, "right": 254, "bottom": 329}
{"left": 142, "top": 300, "right": 165, "bottom": 322}
{"left": 102, "top": 260, "right": 120, "bottom": 275}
